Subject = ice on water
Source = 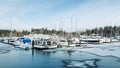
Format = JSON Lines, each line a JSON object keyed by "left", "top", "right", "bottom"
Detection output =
{"left": 63, "top": 59, "right": 99, "bottom": 68}
{"left": 76, "top": 43, "right": 120, "bottom": 58}
{"left": 50, "top": 42, "right": 120, "bottom": 58}
{"left": 0, "top": 43, "right": 12, "bottom": 54}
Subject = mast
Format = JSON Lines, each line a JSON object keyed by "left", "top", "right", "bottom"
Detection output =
{"left": 71, "top": 17, "right": 72, "bottom": 37}
{"left": 59, "top": 21, "right": 62, "bottom": 36}
{"left": 75, "top": 17, "right": 78, "bottom": 37}
{"left": 116, "top": 25, "right": 118, "bottom": 36}
{"left": 54, "top": 24, "right": 56, "bottom": 35}
{"left": 59, "top": 21, "right": 64, "bottom": 37}
{"left": 9, "top": 17, "right": 12, "bottom": 39}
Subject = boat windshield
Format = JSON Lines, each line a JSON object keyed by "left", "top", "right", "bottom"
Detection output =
{"left": 60, "top": 40, "right": 66, "bottom": 42}
{"left": 53, "top": 41, "right": 57, "bottom": 45}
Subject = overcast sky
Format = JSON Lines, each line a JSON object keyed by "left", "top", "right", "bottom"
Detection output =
{"left": 0, "top": 0, "right": 120, "bottom": 31}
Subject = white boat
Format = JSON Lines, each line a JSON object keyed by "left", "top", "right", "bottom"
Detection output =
{"left": 68, "top": 38, "right": 82, "bottom": 47}
{"left": 32, "top": 35, "right": 58, "bottom": 49}
{"left": 111, "top": 37, "right": 119, "bottom": 42}
{"left": 34, "top": 39, "right": 58, "bottom": 49}
{"left": 15, "top": 43, "right": 32, "bottom": 50}
{"left": 81, "top": 38, "right": 100, "bottom": 44}
{"left": 58, "top": 38, "right": 68, "bottom": 47}
{"left": 12, "top": 40, "right": 21, "bottom": 46}
{"left": 13, "top": 37, "right": 32, "bottom": 50}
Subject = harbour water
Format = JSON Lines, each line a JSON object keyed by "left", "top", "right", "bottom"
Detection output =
{"left": 0, "top": 43, "right": 120, "bottom": 68}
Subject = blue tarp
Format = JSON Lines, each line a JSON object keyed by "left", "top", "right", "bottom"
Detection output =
{"left": 22, "top": 38, "right": 31, "bottom": 44}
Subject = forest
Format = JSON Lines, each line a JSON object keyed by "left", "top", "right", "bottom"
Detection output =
{"left": 0, "top": 25, "right": 120, "bottom": 37}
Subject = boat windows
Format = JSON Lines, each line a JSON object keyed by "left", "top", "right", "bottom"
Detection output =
{"left": 60, "top": 40, "right": 66, "bottom": 42}
{"left": 53, "top": 41, "right": 57, "bottom": 45}
{"left": 41, "top": 39, "right": 43, "bottom": 41}
{"left": 43, "top": 41, "right": 46, "bottom": 46}
{"left": 38, "top": 41, "right": 40, "bottom": 44}
{"left": 40, "top": 41, "right": 42, "bottom": 45}
{"left": 47, "top": 41, "right": 51, "bottom": 45}
{"left": 44, "top": 39, "right": 48, "bottom": 41}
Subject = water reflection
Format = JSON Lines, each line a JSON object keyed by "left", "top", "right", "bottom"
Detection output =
{"left": 32, "top": 49, "right": 35, "bottom": 58}
{"left": 62, "top": 50, "right": 75, "bottom": 56}
{"left": 40, "top": 50, "right": 56, "bottom": 56}
{"left": 32, "top": 49, "right": 56, "bottom": 56}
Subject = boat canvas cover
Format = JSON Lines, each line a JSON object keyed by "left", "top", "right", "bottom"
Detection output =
{"left": 23, "top": 38, "right": 31, "bottom": 44}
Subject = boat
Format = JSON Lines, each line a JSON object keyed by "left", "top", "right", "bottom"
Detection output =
{"left": 81, "top": 38, "right": 100, "bottom": 44}
{"left": 58, "top": 38, "right": 68, "bottom": 47}
{"left": 33, "top": 35, "right": 58, "bottom": 49}
{"left": 68, "top": 38, "right": 85, "bottom": 47}
{"left": 12, "top": 37, "right": 32, "bottom": 50}
{"left": 111, "top": 37, "right": 119, "bottom": 42}
{"left": 33, "top": 39, "right": 58, "bottom": 49}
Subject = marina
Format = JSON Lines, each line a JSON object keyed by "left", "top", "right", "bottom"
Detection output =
{"left": 1, "top": 42, "right": 120, "bottom": 68}
{"left": 0, "top": 0, "right": 120, "bottom": 68}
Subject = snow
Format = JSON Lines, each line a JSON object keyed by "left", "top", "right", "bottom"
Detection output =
{"left": 75, "top": 42, "right": 120, "bottom": 58}
{"left": 54, "top": 42, "right": 120, "bottom": 58}
{"left": 15, "top": 43, "right": 32, "bottom": 50}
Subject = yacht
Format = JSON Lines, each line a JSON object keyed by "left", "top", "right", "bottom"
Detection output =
{"left": 33, "top": 38, "right": 58, "bottom": 49}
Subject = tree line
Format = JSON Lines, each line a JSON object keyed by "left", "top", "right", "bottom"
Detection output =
{"left": 0, "top": 25, "right": 120, "bottom": 37}
{"left": 80, "top": 25, "right": 120, "bottom": 37}
{"left": 31, "top": 28, "right": 68, "bottom": 36}
{"left": 0, "top": 28, "right": 68, "bottom": 37}
{"left": 0, "top": 29, "right": 30, "bottom": 37}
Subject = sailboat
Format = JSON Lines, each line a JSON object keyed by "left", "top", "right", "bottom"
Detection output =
{"left": 3, "top": 17, "right": 14, "bottom": 44}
